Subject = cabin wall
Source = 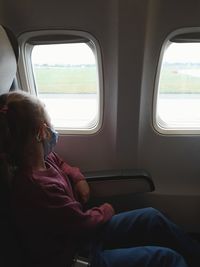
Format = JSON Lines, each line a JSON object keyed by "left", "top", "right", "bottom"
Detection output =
{"left": 139, "top": 0, "right": 200, "bottom": 194}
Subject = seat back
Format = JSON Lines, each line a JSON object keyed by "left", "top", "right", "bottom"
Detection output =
{"left": 0, "top": 25, "right": 18, "bottom": 94}
{"left": 0, "top": 25, "right": 24, "bottom": 266}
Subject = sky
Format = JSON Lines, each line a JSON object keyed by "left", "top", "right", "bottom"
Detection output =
{"left": 164, "top": 42, "right": 200, "bottom": 63}
{"left": 32, "top": 43, "right": 95, "bottom": 65}
{"left": 32, "top": 42, "right": 200, "bottom": 65}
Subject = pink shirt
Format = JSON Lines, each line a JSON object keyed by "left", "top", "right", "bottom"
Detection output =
{"left": 12, "top": 152, "right": 113, "bottom": 267}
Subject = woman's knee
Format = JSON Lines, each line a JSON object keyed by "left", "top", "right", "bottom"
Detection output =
{"left": 143, "top": 207, "right": 162, "bottom": 217}
{"left": 143, "top": 207, "right": 168, "bottom": 224}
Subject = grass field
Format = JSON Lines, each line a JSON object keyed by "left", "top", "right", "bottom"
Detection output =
{"left": 159, "top": 64, "right": 200, "bottom": 93}
{"left": 34, "top": 64, "right": 200, "bottom": 94}
{"left": 34, "top": 65, "right": 97, "bottom": 94}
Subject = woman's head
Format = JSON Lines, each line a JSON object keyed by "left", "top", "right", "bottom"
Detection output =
{"left": 0, "top": 90, "right": 53, "bottom": 172}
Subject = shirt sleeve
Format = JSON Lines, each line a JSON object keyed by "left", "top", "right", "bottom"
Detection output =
{"left": 48, "top": 152, "right": 85, "bottom": 184}
{"left": 41, "top": 183, "right": 114, "bottom": 237}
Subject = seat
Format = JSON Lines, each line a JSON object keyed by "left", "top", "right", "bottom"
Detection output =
{"left": 0, "top": 25, "right": 24, "bottom": 267}
{"left": 0, "top": 25, "right": 19, "bottom": 94}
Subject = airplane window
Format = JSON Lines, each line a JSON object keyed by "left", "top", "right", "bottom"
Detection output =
{"left": 155, "top": 42, "right": 200, "bottom": 134}
{"left": 30, "top": 42, "right": 101, "bottom": 133}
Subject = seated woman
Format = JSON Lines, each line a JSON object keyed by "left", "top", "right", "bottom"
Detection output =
{"left": 0, "top": 90, "right": 199, "bottom": 267}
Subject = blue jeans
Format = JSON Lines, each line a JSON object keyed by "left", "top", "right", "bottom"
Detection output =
{"left": 90, "top": 208, "right": 200, "bottom": 267}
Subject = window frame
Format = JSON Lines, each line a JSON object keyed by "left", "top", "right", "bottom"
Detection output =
{"left": 18, "top": 30, "right": 103, "bottom": 135}
{"left": 153, "top": 27, "right": 200, "bottom": 135}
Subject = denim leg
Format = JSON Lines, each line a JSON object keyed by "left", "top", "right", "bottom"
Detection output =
{"left": 93, "top": 207, "right": 200, "bottom": 267}
{"left": 91, "top": 246, "right": 188, "bottom": 267}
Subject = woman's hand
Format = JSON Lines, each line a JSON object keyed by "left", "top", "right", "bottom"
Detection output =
{"left": 75, "top": 180, "right": 90, "bottom": 204}
{"left": 104, "top": 203, "right": 115, "bottom": 216}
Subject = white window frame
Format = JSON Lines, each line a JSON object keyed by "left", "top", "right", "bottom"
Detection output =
{"left": 18, "top": 30, "right": 103, "bottom": 135}
{"left": 153, "top": 27, "right": 200, "bottom": 135}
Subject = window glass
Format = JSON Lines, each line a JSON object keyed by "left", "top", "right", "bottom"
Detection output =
{"left": 155, "top": 42, "right": 200, "bottom": 133}
{"left": 31, "top": 43, "right": 100, "bottom": 131}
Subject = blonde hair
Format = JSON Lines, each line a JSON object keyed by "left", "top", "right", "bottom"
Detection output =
{"left": 0, "top": 90, "right": 47, "bottom": 178}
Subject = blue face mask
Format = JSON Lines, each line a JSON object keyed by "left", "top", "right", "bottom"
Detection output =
{"left": 43, "top": 126, "right": 59, "bottom": 158}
